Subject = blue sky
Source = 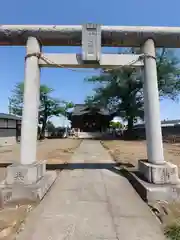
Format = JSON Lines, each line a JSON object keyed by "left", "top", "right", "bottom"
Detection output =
{"left": 0, "top": 0, "right": 180, "bottom": 126}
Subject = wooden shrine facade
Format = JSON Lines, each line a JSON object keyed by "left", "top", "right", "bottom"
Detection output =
{"left": 68, "top": 104, "right": 115, "bottom": 132}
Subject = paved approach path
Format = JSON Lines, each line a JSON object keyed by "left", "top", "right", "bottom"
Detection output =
{"left": 17, "top": 140, "right": 165, "bottom": 240}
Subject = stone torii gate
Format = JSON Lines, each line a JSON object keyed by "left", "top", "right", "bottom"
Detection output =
{"left": 0, "top": 24, "right": 180, "bottom": 205}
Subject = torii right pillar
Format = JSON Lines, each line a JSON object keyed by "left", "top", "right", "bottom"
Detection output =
{"left": 139, "top": 39, "right": 180, "bottom": 185}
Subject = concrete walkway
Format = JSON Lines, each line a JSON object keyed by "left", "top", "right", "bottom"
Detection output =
{"left": 17, "top": 140, "right": 166, "bottom": 240}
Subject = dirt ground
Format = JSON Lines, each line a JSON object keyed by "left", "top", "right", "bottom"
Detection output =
{"left": 0, "top": 138, "right": 81, "bottom": 239}
{"left": 0, "top": 202, "right": 36, "bottom": 239}
{"left": 101, "top": 140, "right": 180, "bottom": 169}
{"left": 0, "top": 138, "right": 82, "bottom": 165}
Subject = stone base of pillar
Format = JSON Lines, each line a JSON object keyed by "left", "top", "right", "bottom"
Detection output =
{"left": 123, "top": 160, "right": 180, "bottom": 203}
{"left": 0, "top": 161, "right": 57, "bottom": 208}
{"left": 125, "top": 169, "right": 180, "bottom": 203}
{"left": 139, "top": 160, "right": 180, "bottom": 184}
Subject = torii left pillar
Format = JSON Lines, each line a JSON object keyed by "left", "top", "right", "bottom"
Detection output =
{"left": 0, "top": 37, "right": 56, "bottom": 207}
{"left": 20, "top": 37, "right": 40, "bottom": 165}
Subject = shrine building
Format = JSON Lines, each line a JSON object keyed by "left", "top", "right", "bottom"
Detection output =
{"left": 68, "top": 104, "right": 115, "bottom": 132}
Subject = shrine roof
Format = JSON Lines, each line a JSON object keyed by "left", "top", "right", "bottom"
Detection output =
{"left": 70, "top": 104, "right": 112, "bottom": 116}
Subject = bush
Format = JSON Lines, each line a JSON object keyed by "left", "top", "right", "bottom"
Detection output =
{"left": 165, "top": 224, "right": 180, "bottom": 240}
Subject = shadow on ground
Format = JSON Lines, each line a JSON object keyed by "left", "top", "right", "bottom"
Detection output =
{"left": 0, "top": 161, "right": 134, "bottom": 170}
{"left": 0, "top": 161, "right": 150, "bottom": 207}
{"left": 45, "top": 162, "right": 134, "bottom": 170}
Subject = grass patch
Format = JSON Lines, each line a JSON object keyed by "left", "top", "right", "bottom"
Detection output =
{"left": 165, "top": 223, "right": 180, "bottom": 240}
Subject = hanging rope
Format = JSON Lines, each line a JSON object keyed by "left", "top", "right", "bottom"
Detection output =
{"left": 25, "top": 52, "right": 155, "bottom": 73}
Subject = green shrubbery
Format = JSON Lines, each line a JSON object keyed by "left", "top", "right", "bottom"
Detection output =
{"left": 165, "top": 223, "right": 180, "bottom": 240}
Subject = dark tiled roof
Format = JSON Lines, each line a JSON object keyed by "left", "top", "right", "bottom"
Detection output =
{"left": 71, "top": 104, "right": 111, "bottom": 116}
{"left": 161, "top": 119, "right": 180, "bottom": 125}
{"left": 0, "top": 113, "right": 21, "bottom": 120}
{"left": 134, "top": 119, "right": 180, "bottom": 129}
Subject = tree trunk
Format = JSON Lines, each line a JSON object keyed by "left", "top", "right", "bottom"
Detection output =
{"left": 39, "top": 118, "right": 47, "bottom": 140}
{"left": 37, "top": 126, "right": 41, "bottom": 140}
{"left": 127, "top": 117, "right": 134, "bottom": 134}
{"left": 124, "top": 116, "right": 134, "bottom": 140}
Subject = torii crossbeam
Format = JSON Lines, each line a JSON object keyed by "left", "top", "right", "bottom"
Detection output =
{"left": 0, "top": 25, "right": 180, "bottom": 47}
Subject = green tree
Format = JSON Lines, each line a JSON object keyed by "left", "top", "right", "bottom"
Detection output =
{"left": 85, "top": 48, "right": 180, "bottom": 134}
{"left": 10, "top": 82, "right": 74, "bottom": 139}
{"left": 109, "top": 121, "right": 123, "bottom": 129}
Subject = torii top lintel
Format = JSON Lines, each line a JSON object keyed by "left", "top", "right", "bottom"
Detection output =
{"left": 1, "top": 25, "right": 180, "bottom": 48}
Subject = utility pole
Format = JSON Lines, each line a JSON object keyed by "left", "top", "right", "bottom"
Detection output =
{"left": 8, "top": 98, "right": 12, "bottom": 114}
